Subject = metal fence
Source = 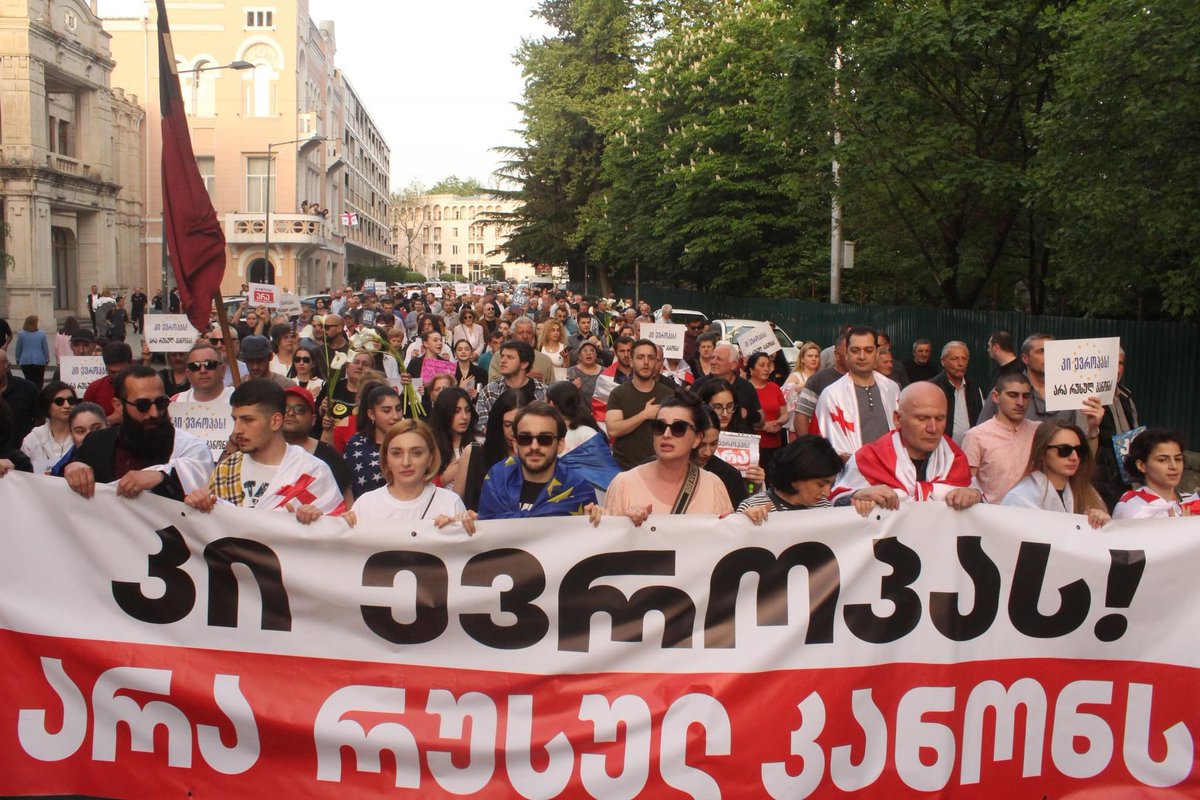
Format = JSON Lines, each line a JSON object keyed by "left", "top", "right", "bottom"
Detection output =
{"left": 596, "top": 283, "right": 1200, "bottom": 444}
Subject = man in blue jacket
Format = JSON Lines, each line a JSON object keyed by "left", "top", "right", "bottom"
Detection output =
{"left": 478, "top": 401, "right": 601, "bottom": 523}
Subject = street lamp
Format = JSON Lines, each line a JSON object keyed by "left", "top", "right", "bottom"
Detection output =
{"left": 262, "top": 135, "right": 330, "bottom": 286}
{"left": 159, "top": 60, "right": 256, "bottom": 307}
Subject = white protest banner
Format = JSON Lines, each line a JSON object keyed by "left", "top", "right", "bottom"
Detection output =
{"left": 1043, "top": 337, "right": 1121, "bottom": 411}
{"left": 58, "top": 355, "right": 106, "bottom": 393}
{"left": 247, "top": 282, "right": 278, "bottom": 307}
{"left": 169, "top": 401, "right": 232, "bottom": 461}
{"left": 143, "top": 314, "right": 197, "bottom": 352}
{"left": 471, "top": 283, "right": 485, "bottom": 296}
{"left": 427, "top": 284, "right": 443, "bottom": 298}
{"left": 276, "top": 292, "right": 302, "bottom": 317}
{"left": 453, "top": 282, "right": 471, "bottom": 296}
{"left": 641, "top": 322, "right": 687, "bottom": 359}
{"left": 2, "top": 474, "right": 1199, "bottom": 797}
{"left": 735, "top": 321, "right": 781, "bottom": 356}
{"left": 715, "top": 431, "right": 760, "bottom": 476}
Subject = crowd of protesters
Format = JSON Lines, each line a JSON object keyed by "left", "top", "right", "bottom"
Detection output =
{"left": 1, "top": 283, "right": 1195, "bottom": 528}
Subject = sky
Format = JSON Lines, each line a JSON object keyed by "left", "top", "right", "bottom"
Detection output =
{"left": 96, "top": 0, "right": 551, "bottom": 194}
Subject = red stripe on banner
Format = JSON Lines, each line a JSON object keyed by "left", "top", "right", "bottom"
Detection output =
{"left": 1, "top": 629, "right": 1197, "bottom": 799}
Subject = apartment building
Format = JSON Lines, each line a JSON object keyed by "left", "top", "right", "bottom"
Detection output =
{"left": 390, "top": 193, "right": 535, "bottom": 283}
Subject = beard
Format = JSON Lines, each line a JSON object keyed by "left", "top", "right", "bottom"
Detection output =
{"left": 119, "top": 413, "right": 176, "bottom": 463}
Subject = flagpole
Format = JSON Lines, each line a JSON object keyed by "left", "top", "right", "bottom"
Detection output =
{"left": 212, "top": 289, "right": 242, "bottom": 387}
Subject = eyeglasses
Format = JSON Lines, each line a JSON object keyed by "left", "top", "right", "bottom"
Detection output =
{"left": 651, "top": 419, "right": 695, "bottom": 437}
{"left": 515, "top": 432, "right": 558, "bottom": 447}
{"left": 708, "top": 402, "right": 736, "bottom": 415}
{"left": 293, "top": 356, "right": 312, "bottom": 364}
{"left": 207, "top": 338, "right": 223, "bottom": 347}
{"left": 187, "top": 359, "right": 220, "bottom": 372}
{"left": 284, "top": 404, "right": 312, "bottom": 416}
{"left": 121, "top": 395, "right": 170, "bottom": 413}
{"left": 1047, "top": 443, "right": 1087, "bottom": 458}
{"left": 52, "top": 395, "right": 82, "bottom": 407}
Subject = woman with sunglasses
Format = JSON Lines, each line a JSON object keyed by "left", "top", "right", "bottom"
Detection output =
{"left": 1002, "top": 420, "right": 1110, "bottom": 528}
{"left": 344, "top": 384, "right": 404, "bottom": 499}
{"left": 21, "top": 381, "right": 78, "bottom": 474}
{"left": 348, "top": 419, "right": 474, "bottom": 530}
{"left": 451, "top": 308, "right": 485, "bottom": 358}
{"left": 288, "top": 343, "right": 326, "bottom": 398}
{"left": 1114, "top": 429, "right": 1199, "bottom": 519}
{"left": 605, "top": 391, "right": 733, "bottom": 520}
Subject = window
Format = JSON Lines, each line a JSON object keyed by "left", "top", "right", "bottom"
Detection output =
{"left": 245, "top": 9, "right": 274, "bottom": 28}
{"left": 246, "top": 155, "right": 274, "bottom": 213}
{"left": 451, "top": 245, "right": 459, "bottom": 255}
{"left": 196, "top": 157, "right": 216, "bottom": 202}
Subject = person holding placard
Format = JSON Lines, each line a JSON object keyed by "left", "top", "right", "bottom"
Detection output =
{"left": 1114, "top": 429, "right": 1199, "bottom": 519}
{"left": 1002, "top": 421, "right": 1110, "bottom": 528}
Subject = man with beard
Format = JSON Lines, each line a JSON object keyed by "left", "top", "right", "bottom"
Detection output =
{"left": 64, "top": 366, "right": 213, "bottom": 501}
{"left": 281, "top": 385, "right": 354, "bottom": 509}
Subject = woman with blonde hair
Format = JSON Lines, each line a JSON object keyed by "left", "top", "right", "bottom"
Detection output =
{"left": 1002, "top": 420, "right": 1110, "bottom": 528}
{"left": 782, "top": 341, "right": 821, "bottom": 426}
{"left": 538, "top": 317, "right": 570, "bottom": 381}
{"left": 349, "top": 419, "right": 472, "bottom": 528}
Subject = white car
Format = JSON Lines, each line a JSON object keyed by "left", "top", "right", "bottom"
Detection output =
{"left": 710, "top": 318, "right": 801, "bottom": 371}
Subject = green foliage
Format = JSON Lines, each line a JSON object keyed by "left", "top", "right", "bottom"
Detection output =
{"left": 427, "top": 176, "right": 491, "bottom": 196}
{"left": 439, "top": 272, "right": 458, "bottom": 282}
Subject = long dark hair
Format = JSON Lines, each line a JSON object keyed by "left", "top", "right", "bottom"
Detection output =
{"left": 696, "top": 378, "right": 751, "bottom": 434}
{"left": 481, "top": 389, "right": 527, "bottom": 470}
{"left": 545, "top": 381, "right": 598, "bottom": 431}
{"left": 354, "top": 384, "right": 400, "bottom": 436}
{"left": 288, "top": 343, "right": 327, "bottom": 381}
{"left": 430, "top": 387, "right": 478, "bottom": 472}
{"left": 37, "top": 380, "right": 76, "bottom": 424}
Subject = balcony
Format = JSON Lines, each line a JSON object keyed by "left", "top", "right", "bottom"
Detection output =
{"left": 224, "top": 213, "right": 332, "bottom": 245}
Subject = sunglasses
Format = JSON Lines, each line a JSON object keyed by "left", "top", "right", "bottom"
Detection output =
{"left": 294, "top": 356, "right": 312, "bottom": 364}
{"left": 1047, "top": 443, "right": 1087, "bottom": 458}
{"left": 708, "top": 402, "right": 736, "bottom": 415}
{"left": 187, "top": 359, "right": 220, "bottom": 372}
{"left": 515, "top": 432, "right": 558, "bottom": 447}
{"left": 52, "top": 395, "right": 82, "bottom": 407}
{"left": 121, "top": 395, "right": 170, "bottom": 413}
{"left": 284, "top": 404, "right": 312, "bottom": 416}
{"left": 651, "top": 419, "right": 695, "bottom": 437}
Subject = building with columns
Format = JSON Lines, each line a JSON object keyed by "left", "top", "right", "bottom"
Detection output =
{"left": 390, "top": 193, "right": 536, "bottom": 283}
{"left": 105, "top": 0, "right": 391, "bottom": 298}
{"left": 0, "top": 0, "right": 144, "bottom": 328}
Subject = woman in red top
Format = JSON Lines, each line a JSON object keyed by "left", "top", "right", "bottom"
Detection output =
{"left": 746, "top": 351, "right": 788, "bottom": 474}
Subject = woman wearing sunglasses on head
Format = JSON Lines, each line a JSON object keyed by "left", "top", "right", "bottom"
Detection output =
{"left": 21, "top": 381, "right": 78, "bottom": 474}
{"left": 1002, "top": 421, "right": 1110, "bottom": 528}
{"left": 1114, "top": 429, "right": 1199, "bottom": 519}
{"left": 605, "top": 391, "right": 733, "bottom": 523}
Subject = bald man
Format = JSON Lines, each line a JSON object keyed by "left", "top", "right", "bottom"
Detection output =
{"left": 830, "top": 382, "right": 983, "bottom": 515}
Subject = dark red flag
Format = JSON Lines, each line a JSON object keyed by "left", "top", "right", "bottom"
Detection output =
{"left": 157, "top": 0, "right": 225, "bottom": 332}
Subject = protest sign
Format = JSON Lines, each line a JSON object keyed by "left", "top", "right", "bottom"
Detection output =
{"left": 471, "top": 283, "right": 485, "bottom": 296}
{"left": 170, "top": 401, "right": 232, "bottom": 461}
{"left": 247, "top": 282, "right": 278, "bottom": 307}
{"left": 143, "top": 315, "right": 197, "bottom": 352}
{"left": 1043, "top": 337, "right": 1121, "bottom": 411}
{"left": 641, "top": 322, "right": 687, "bottom": 359}
{"left": 419, "top": 358, "right": 456, "bottom": 386}
{"left": 2, "top": 474, "right": 1198, "bottom": 798}
{"left": 427, "top": 285, "right": 443, "bottom": 298}
{"left": 735, "top": 322, "right": 781, "bottom": 356}
{"left": 715, "top": 431, "right": 760, "bottom": 476}
{"left": 276, "top": 292, "right": 302, "bottom": 317}
{"left": 453, "top": 282, "right": 471, "bottom": 296}
{"left": 58, "top": 356, "right": 106, "bottom": 394}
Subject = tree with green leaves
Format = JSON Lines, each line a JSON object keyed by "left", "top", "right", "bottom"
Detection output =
{"left": 427, "top": 176, "right": 491, "bottom": 196}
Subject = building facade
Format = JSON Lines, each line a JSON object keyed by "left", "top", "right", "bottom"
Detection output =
{"left": 390, "top": 193, "right": 536, "bottom": 283}
{"left": 105, "top": 0, "right": 390, "bottom": 298}
{"left": 0, "top": 0, "right": 144, "bottom": 328}
{"left": 338, "top": 73, "right": 390, "bottom": 272}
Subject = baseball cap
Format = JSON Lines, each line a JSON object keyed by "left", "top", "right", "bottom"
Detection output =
{"left": 284, "top": 385, "right": 315, "bottom": 413}
{"left": 70, "top": 329, "right": 96, "bottom": 344}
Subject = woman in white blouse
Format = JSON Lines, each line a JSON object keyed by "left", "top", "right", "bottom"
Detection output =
{"left": 1002, "top": 420, "right": 1110, "bottom": 528}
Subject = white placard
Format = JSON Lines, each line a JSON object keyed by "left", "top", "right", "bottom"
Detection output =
{"left": 277, "top": 292, "right": 302, "bottom": 317}
{"left": 1043, "top": 337, "right": 1121, "bottom": 411}
{"left": 247, "top": 282, "right": 278, "bottom": 307}
{"left": 58, "top": 356, "right": 107, "bottom": 394}
{"left": 735, "top": 322, "right": 781, "bottom": 356}
{"left": 453, "top": 282, "right": 471, "bottom": 296}
{"left": 170, "top": 401, "right": 233, "bottom": 461}
{"left": 641, "top": 322, "right": 687, "bottom": 359}
{"left": 427, "top": 285, "right": 443, "bottom": 298}
{"left": 143, "top": 315, "right": 198, "bottom": 352}
{"left": 714, "top": 431, "right": 760, "bottom": 476}
{"left": 471, "top": 284, "right": 485, "bottom": 296}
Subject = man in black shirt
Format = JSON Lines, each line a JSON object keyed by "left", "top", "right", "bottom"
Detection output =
{"left": 903, "top": 338, "right": 939, "bottom": 383}
{"left": 0, "top": 348, "right": 39, "bottom": 447}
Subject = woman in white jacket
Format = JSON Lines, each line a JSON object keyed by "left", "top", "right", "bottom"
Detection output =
{"left": 1003, "top": 420, "right": 1110, "bottom": 528}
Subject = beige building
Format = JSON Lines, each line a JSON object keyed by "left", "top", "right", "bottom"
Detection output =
{"left": 105, "top": 0, "right": 390, "bottom": 298}
{"left": 391, "top": 193, "right": 536, "bottom": 283}
{"left": 339, "top": 73, "right": 389, "bottom": 272}
{"left": 0, "top": 0, "right": 144, "bottom": 328}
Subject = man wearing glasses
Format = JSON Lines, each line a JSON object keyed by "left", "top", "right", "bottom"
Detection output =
{"left": 64, "top": 366, "right": 213, "bottom": 501}
{"left": 477, "top": 402, "right": 600, "bottom": 522}
{"left": 171, "top": 344, "right": 234, "bottom": 410}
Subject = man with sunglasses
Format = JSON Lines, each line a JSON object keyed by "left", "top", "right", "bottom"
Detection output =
{"left": 477, "top": 402, "right": 600, "bottom": 522}
{"left": 65, "top": 366, "right": 213, "bottom": 501}
{"left": 172, "top": 344, "right": 234, "bottom": 410}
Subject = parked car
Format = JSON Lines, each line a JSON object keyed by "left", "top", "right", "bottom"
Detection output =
{"left": 653, "top": 308, "right": 710, "bottom": 327}
{"left": 710, "top": 318, "right": 800, "bottom": 371}
{"left": 300, "top": 294, "right": 332, "bottom": 312}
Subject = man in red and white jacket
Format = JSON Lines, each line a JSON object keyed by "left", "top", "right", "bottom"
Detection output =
{"left": 831, "top": 382, "right": 983, "bottom": 516}
{"left": 591, "top": 336, "right": 635, "bottom": 430}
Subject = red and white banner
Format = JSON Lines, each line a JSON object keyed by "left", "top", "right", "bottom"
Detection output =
{"left": 1, "top": 472, "right": 1198, "bottom": 798}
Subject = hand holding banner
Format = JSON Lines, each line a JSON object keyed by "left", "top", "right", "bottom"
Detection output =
{"left": 247, "top": 282, "right": 278, "bottom": 307}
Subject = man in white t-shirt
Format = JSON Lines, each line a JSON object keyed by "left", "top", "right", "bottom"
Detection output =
{"left": 184, "top": 379, "right": 344, "bottom": 523}
{"left": 172, "top": 343, "right": 235, "bottom": 408}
